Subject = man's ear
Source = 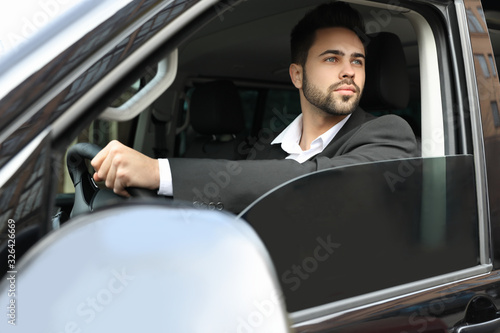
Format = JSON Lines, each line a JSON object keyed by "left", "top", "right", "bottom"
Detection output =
{"left": 289, "top": 63, "right": 303, "bottom": 89}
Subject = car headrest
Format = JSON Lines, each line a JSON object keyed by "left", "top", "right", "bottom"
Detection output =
{"left": 360, "top": 32, "right": 410, "bottom": 110}
{"left": 189, "top": 80, "right": 245, "bottom": 135}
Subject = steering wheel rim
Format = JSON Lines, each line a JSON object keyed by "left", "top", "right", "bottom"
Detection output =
{"left": 66, "top": 143, "right": 157, "bottom": 218}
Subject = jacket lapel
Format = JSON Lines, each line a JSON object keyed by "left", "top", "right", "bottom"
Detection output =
{"left": 313, "top": 107, "right": 374, "bottom": 159}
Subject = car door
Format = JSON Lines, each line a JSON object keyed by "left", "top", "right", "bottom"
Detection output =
{"left": 240, "top": 0, "right": 500, "bottom": 331}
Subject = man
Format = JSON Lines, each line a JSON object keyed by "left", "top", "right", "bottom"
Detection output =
{"left": 91, "top": 2, "right": 418, "bottom": 213}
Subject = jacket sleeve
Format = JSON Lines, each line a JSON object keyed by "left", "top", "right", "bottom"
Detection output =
{"left": 169, "top": 114, "right": 418, "bottom": 213}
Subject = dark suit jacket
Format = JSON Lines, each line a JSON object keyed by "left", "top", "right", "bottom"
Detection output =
{"left": 169, "top": 108, "right": 418, "bottom": 213}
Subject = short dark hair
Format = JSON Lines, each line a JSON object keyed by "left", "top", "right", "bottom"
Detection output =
{"left": 290, "top": 2, "right": 365, "bottom": 66}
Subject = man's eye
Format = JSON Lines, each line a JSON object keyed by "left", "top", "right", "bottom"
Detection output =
{"left": 325, "top": 57, "right": 338, "bottom": 62}
{"left": 352, "top": 59, "right": 363, "bottom": 65}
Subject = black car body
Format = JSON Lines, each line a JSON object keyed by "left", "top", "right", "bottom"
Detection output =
{"left": 0, "top": 0, "right": 499, "bottom": 331}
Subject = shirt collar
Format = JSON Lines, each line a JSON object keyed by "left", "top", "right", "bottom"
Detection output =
{"left": 271, "top": 113, "right": 351, "bottom": 154}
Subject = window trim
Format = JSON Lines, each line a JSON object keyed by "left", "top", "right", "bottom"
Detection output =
{"left": 457, "top": 0, "right": 491, "bottom": 267}
{"left": 405, "top": 10, "right": 445, "bottom": 158}
{"left": 291, "top": 265, "right": 492, "bottom": 324}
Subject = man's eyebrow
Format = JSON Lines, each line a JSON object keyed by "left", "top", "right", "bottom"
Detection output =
{"left": 318, "top": 50, "right": 365, "bottom": 59}
{"left": 318, "top": 49, "right": 344, "bottom": 57}
{"left": 352, "top": 52, "right": 366, "bottom": 59}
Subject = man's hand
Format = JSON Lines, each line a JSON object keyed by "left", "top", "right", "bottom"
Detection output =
{"left": 91, "top": 140, "right": 160, "bottom": 197}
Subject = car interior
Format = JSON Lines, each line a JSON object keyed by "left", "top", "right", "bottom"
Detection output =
{"left": 50, "top": 0, "right": 435, "bottom": 218}
{"left": 137, "top": 0, "right": 424, "bottom": 159}
{"left": 64, "top": 0, "right": 426, "bottom": 168}
{"left": 54, "top": 0, "right": 500, "bottom": 216}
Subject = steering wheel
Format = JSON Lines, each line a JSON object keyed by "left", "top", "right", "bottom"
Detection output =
{"left": 66, "top": 143, "right": 158, "bottom": 218}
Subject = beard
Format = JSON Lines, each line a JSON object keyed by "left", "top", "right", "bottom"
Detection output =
{"left": 302, "top": 71, "right": 362, "bottom": 116}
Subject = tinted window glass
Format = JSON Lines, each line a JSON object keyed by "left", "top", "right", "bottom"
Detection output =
{"left": 238, "top": 90, "right": 259, "bottom": 133}
{"left": 241, "top": 156, "right": 479, "bottom": 312}
{"left": 234, "top": 87, "right": 301, "bottom": 138}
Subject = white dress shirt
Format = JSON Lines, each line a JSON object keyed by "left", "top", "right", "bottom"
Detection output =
{"left": 158, "top": 113, "right": 351, "bottom": 196}
{"left": 271, "top": 113, "right": 351, "bottom": 163}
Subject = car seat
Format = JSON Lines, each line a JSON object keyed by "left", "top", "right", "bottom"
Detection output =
{"left": 360, "top": 32, "right": 420, "bottom": 138}
{"left": 183, "top": 80, "right": 246, "bottom": 159}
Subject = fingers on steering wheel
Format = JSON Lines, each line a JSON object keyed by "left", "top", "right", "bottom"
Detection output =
{"left": 91, "top": 141, "right": 115, "bottom": 180}
{"left": 89, "top": 141, "right": 132, "bottom": 197}
{"left": 90, "top": 146, "right": 105, "bottom": 173}
{"left": 94, "top": 144, "right": 114, "bottom": 185}
{"left": 113, "top": 175, "right": 130, "bottom": 197}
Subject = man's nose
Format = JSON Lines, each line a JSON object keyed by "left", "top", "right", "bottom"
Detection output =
{"left": 340, "top": 63, "right": 355, "bottom": 79}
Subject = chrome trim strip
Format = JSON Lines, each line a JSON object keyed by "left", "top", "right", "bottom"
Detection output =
{"left": 455, "top": 0, "right": 491, "bottom": 266}
{"left": 52, "top": 0, "right": 219, "bottom": 137}
{"left": 291, "top": 264, "right": 492, "bottom": 325}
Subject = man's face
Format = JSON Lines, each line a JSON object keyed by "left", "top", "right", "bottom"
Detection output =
{"left": 300, "top": 27, "right": 366, "bottom": 116}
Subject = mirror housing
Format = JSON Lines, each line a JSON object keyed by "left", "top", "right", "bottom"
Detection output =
{"left": 0, "top": 204, "right": 291, "bottom": 332}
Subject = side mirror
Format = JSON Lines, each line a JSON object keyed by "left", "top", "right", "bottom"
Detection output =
{"left": 0, "top": 204, "right": 291, "bottom": 332}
